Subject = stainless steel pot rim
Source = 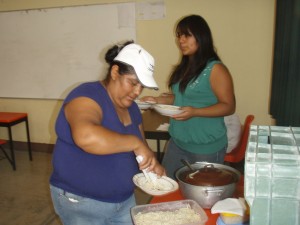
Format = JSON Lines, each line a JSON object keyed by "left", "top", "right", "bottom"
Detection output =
{"left": 175, "top": 162, "right": 241, "bottom": 186}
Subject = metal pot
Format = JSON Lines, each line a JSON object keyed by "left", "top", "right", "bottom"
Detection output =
{"left": 175, "top": 162, "right": 241, "bottom": 209}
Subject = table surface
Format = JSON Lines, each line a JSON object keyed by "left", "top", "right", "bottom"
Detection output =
{"left": 150, "top": 176, "right": 244, "bottom": 225}
{"left": 141, "top": 109, "right": 170, "bottom": 138}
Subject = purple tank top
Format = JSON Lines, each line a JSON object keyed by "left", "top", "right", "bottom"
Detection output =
{"left": 50, "top": 81, "right": 142, "bottom": 202}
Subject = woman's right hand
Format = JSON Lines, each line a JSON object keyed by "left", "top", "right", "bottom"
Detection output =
{"left": 134, "top": 141, "right": 165, "bottom": 177}
{"left": 134, "top": 142, "right": 156, "bottom": 170}
{"left": 140, "top": 94, "right": 175, "bottom": 105}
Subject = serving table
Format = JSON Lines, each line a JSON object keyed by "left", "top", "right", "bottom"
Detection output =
{"left": 142, "top": 109, "right": 170, "bottom": 162}
{"left": 150, "top": 176, "right": 244, "bottom": 225}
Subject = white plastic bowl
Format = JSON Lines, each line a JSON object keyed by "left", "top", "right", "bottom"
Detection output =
{"left": 133, "top": 173, "right": 178, "bottom": 196}
{"left": 153, "top": 104, "right": 183, "bottom": 116}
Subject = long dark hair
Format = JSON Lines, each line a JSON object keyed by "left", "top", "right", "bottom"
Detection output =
{"left": 103, "top": 40, "right": 135, "bottom": 83}
{"left": 168, "top": 15, "right": 220, "bottom": 92}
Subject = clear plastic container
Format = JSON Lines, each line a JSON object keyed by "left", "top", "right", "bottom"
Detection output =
{"left": 131, "top": 199, "right": 208, "bottom": 225}
{"left": 245, "top": 125, "right": 300, "bottom": 225}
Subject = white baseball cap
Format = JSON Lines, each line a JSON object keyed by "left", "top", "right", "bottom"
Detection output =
{"left": 114, "top": 43, "right": 158, "bottom": 90}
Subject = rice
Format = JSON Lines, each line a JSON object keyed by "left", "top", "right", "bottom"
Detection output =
{"left": 134, "top": 206, "right": 201, "bottom": 225}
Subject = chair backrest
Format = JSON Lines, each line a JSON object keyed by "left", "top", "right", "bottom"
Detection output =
{"left": 225, "top": 114, "right": 255, "bottom": 163}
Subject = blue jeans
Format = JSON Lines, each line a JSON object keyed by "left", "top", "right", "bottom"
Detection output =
{"left": 50, "top": 185, "right": 135, "bottom": 225}
{"left": 162, "top": 138, "right": 227, "bottom": 179}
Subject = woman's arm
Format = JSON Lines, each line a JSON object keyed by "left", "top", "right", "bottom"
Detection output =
{"left": 64, "top": 97, "right": 164, "bottom": 174}
{"left": 138, "top": 123, "right": 165, "bottom": 175}
{"left": 140, "top": 92, "right": 175, "bottom": 105}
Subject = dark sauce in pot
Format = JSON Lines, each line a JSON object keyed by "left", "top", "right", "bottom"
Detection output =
{"left": 179, "top": 166, "right": 238, "bottom": 186}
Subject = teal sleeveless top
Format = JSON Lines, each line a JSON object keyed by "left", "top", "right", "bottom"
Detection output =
{"left": 169, "top": 60, "right": 227, "bottom": 153}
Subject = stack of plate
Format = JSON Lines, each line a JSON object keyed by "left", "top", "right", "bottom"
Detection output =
{"left": 134, "top": 100, "right": 155, "bottom": 110}
{"left": 153, "top": 104, "right": 183, "bottom": 116}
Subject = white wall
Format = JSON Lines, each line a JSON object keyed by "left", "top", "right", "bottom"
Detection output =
{"left": 0, "top": 0, "right": 276, "bottom": 149}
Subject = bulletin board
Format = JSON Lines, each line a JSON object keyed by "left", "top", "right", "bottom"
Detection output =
{"left": 0, "top": 3, "right": 136, "bottom": 99}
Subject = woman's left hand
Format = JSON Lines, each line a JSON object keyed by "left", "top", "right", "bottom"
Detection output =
{"left": 171, "top": 106, "right": 195, "bottom": 120}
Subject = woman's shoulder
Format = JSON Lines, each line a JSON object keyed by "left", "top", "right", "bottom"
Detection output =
{"left": 65, "top": 81, "right": 104, "bottom": 101}
{"left": 210, "top": 61, "right": 229, "bottom": 74}
{"left": 76, "top": 81, "right": 102, "bottom": 89}
{"left": 207, "top": 59, "right": 223, "bottom": 67}
{"left": 201, "top": 60, "right": 227, "bottom": 76}
{"left": 71, "top": 81, "right": 102, "bottom": 94}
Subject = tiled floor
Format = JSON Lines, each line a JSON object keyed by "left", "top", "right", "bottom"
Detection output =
{"left": 0, "top": 149, "right": 151, "bottom": 225}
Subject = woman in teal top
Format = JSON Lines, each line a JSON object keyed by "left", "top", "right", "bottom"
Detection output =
{"left": 141, "top": 15, "right": 235, "bottom": 179}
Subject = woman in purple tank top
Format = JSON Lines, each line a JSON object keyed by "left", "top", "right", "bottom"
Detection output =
{"left": 50, "top": 41, "right": 165, "bottom": 225}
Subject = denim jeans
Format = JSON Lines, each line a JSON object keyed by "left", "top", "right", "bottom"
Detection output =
{"left": 50, "top": 185, "right": 135, "bottom": 225}
{"left": 162, "top": 138, "right": 227, "bottom": 179}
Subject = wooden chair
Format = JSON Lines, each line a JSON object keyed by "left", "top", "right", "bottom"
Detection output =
{"left": 224, "top": 115, "right": 255, "bottom": 163}
{"left": 0, "top": 112, "right": 32, "bottom": 170}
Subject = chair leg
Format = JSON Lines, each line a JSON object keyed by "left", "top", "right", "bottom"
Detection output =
{"left": 0, "top": 144, "right": 16, "bottom": 171}
{"left": 7, "top": 127, "right": 17, "bottom": 170}
{"left": 25, "top": 118, "right": 33, "bottom": 161}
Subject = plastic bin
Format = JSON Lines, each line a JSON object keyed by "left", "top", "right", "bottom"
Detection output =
{"left": 131, "top": 199, "right": 208, "bottom": 225}
{"left": 245, "top": 125, "right": 300, "bottom": 225}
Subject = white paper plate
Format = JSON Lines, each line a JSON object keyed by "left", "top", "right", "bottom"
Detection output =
{"left": 133, "top": 173, "right": 178, "bottom": 196}
{"left": 135, "top": 100, "right": 155, "bottom": 110}
{"left": 153, "top": 104, "right": 184, "bottom": 116}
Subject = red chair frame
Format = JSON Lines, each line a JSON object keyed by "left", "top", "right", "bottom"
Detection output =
{"left": 0, "top": 112, "right": 32, "bottom": 170}
{"left": 224, "top": 115, "right": 255, "bottom": 163}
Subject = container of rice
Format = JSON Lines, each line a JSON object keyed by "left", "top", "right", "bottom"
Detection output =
{"left": 131, "top": 199, "right": 208, "bottom": 225}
